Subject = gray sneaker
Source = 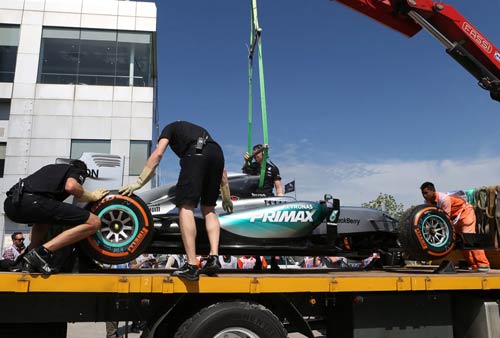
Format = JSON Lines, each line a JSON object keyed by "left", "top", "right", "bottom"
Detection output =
{"left": 172, "top": 263, "right": 199, "bottom": 281}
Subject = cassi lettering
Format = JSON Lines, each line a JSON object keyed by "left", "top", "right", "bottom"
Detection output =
{"left": 250, "top": 210, "right": 316, "bottom": 223}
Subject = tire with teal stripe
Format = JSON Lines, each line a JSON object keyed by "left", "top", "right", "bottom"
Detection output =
{"left": 79, "top": 192, "right": 155, "bottom": 265}
{"left": 398, "top": 204, "right": 455, "bottom": 261}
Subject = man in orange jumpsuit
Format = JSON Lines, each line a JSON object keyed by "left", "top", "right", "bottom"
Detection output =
{"left": 420, "top": 182, "right": 490, "bottom": 272}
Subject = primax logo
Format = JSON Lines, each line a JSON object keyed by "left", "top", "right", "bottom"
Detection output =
{"left": 495, "top": 51, "right": 500, "bottom": 63}
{"left": 250, "top": 209, "right": 316, "bottom": 222}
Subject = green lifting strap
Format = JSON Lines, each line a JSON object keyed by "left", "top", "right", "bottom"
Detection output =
{"left": 247, "top": 10, "right": 254, "bottom": 157}
{"left": 248, "top": 0, "right": 269, "bottom": 189}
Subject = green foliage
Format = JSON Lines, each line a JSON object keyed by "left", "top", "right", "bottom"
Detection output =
{"left": 361, "top": 193, "right": 405, "bottom": 219}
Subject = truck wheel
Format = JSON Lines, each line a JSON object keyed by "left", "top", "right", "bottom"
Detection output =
{"left": 398, "top": 204, "right": 455, "bottom": 261}
{"left": 174, "top": 301, "right": 287, "bottom": 338}
{"left": 79, "top": 192, "right": 154, "bottom": 265}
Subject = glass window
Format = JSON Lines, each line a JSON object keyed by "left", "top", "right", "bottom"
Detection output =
{"left": 78, "top": 30, "right": 117, "bottom": 86}
{"left": 0, "top": 101, "right": 10, "bottom": 120}
{"left": 0, "top": 25, "right": 20, "bottom": 83}
{"left": 71, "top": 139, "right": 111, "bottom": 159}
{"left": 38, "top": 28, "right": 153, "bottom": 87}
{"left": 116, "top": 32, "right": 152, "bottom": 87}
{"left": 38, "top": 28, "right": 80, "bottom": 84}
{"left": 0, "top": 143, "right": 6, "bottom": 178}
{"left": 129, "top": 140, "right": 150, "bottom": 175}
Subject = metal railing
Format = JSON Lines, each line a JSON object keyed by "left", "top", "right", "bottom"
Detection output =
{"left": 0, "top": 71, "right": 15, "bottom": 83}
{"left": 39, "top": 72, "right": 150, "bottom": 87}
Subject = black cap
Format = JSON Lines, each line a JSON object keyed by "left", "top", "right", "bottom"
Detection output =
{"left": 69, "top": 159, "right": 88, "bottom": 176}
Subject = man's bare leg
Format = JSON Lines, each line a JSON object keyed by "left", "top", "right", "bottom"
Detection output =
{"left": 178, "top": 205, "right": 198, "bottom": 265}
{"left": 201, "top": 205, "right": 220, "bottom": 256}
{"left": 43, "top": 214, "right": 101, "bottom": 252}
{"left": 23, "top": 214, "right": 101, "bottom": 274}
{"left": 27, "top": 223, "right": 49, "bottom": 251}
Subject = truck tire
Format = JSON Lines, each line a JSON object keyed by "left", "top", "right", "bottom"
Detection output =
{"left": 398, "top": 204, "right": 455, "bottom": 261}
{"left": 79, "top": 192, "right": 154, "bottom": 265}
{"left": 174, "top": 301, "right": 287, "bottom": 338}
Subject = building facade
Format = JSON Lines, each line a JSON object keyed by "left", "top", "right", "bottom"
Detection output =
{"left": 0, "top": 0, "right": 157, "bottom": 253}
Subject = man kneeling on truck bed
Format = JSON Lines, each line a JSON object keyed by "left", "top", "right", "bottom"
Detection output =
{"left": 420, "top": 181, "right": 490, "bottom": 272}
{"left": 3, "top": 160, "right": 109, "bottom": 274}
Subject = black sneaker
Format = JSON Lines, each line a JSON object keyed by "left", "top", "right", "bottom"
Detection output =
{"left": 8, "top": 261, "right": 23, "bottom": 272}
{"left": 22, "top": 247, "right": 57, "bottom": 275}
{"left": 172, "top": 263, "right": 199, "bottom": 281}
{"left": 21, "top": 259, "right": 36, "bottom": 273}
{"left": 200, "top": 255, "right": 221, "bottom": 276}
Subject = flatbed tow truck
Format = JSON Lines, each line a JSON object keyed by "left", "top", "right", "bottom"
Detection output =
{"left": 1, "top": 267, "right": 500, "bottom": 338}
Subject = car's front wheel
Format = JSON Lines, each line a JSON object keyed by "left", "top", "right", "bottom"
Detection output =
{"left": 79, "top": 192, "right": 154, "bottom": 265}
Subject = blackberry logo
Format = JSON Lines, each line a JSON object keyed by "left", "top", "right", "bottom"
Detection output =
{"left": 338, "top": 217, "right": 360, "bottom": 225}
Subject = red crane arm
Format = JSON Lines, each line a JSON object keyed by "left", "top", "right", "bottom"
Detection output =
{"left": 334, "top": 0, "right": 500, "bottom": 102}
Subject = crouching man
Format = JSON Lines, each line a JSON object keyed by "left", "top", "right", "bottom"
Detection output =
{"left": 3, "top": 160, "right": 109, "bottom": 274}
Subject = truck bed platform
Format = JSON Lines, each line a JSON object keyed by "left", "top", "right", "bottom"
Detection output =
{"left": 1, "top": 268, "right": 499, "bottom": 294}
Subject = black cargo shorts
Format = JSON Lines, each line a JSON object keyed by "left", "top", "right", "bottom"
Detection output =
{"left": 4, "top": 193, "right": 90, "bottom": 226}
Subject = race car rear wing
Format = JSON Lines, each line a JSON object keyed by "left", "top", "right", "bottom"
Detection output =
{"left": 56, "top": 153, "right": 124, "bottom": 193}
{"left": 333, "top": 0, "right": 500, "bottom": 102}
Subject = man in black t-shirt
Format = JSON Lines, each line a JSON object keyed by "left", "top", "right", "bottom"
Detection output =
{"left": 3, "top": 160, "right": 109, "bottom": 274}
{"left": 120, "top": 121, "right": 233, "bottom": 281}
{"left": 242, "top": 144, "right": 283, "bottom": 197}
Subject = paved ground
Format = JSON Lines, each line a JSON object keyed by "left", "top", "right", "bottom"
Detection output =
{"left": 68, "top": 323, "right": 141, "bottom": 338}
{"left": 67, "top": 322, "right": 324, "bottom": 337}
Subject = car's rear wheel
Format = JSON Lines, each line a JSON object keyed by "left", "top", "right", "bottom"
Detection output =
{"left": 79, "top": 192, "right": 154, "bottom": 265}
{"left": 398, "top": 204, "right": 455, "bottom": 261}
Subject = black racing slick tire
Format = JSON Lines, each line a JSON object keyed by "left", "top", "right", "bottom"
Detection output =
{"left": 398, "top": 204, "right": 455, "bottom": 261}
{"left": 79, "top": 192, "right": 154, "bottom": 265}
{"left": 174, "top": 301, "right": 287, "bottom": 338}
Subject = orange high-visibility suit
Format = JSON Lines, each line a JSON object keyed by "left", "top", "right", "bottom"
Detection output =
{"left": 429, "top": 192, "right": 489, "bottom": 269}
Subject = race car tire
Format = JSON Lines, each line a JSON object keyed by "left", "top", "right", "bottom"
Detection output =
{"left": 398, "top": 204, "right": 455, "bottom": 261}
{"left": 79, "top": 192, "right": 154, "bottom": 265}
{"left": 174, "top": 301, "right": 287, "bottom": 338}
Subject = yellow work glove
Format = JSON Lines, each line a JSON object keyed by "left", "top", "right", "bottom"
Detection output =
{"left": 78, "top": 189, "right": 109, "bottom": 202}
{"left": 220, "top": 183, "right": 233, "bottom": 213}
{"left": 244, "top": 152, "right": 251, "bottom": 161}
{"left": 119, "top": 166, "right": 155, "bottom": 196}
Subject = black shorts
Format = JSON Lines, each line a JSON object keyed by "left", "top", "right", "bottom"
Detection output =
{"left": 4, "top": 194, "right": 90, "bottom": 227}
{"left": 176, "top": 143, "right": 224, "bottom": 207}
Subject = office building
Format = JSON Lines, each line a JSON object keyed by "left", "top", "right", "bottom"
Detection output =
{"left": 0, "top": 0, "right": 157, "bottom": 252}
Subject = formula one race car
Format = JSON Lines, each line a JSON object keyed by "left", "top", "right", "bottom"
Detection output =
{"left": 71, "top": 149, "right": 468, "bottom": 268}
{"left": 79, "top": 173, "right": 412, "bottom": 266}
